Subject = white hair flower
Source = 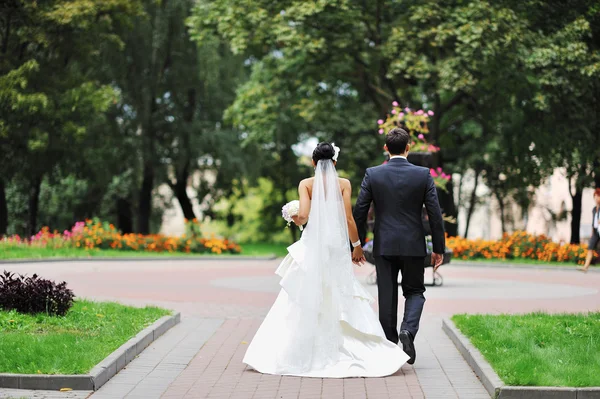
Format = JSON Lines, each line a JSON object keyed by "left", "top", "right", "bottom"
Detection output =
{"left": 331, "top": 143, "right": 341, "bottom": 162}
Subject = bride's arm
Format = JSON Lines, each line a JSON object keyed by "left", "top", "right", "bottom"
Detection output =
{"left": 341, "top": 180, "right": 360, "bottom": 245}
{"left": 292, "top": 180, "right": 311, "bottom": 226}
{"left": 342, "top": 180, "right": 365, "bottom": 265}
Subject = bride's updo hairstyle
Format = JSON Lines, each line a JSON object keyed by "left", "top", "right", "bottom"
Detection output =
{"left": 312, "top": 142, "right": 335, "bottom": 163}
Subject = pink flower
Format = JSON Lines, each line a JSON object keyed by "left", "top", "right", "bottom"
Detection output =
{"left": 428, "top": 110, "right": 434, "bottom": 116}
{"left": 398, "top": 112, "right": 404, "bottom": 118}
{"left": 377, "top": 119, "right": 384, "bottom": 125}
{"left": 437, "top": 167, "right": 442, "bottom": 173}
{"left": 392, "top": 101, "right": 399, "bottom": 107}
{"left": 430, "top": 168, "right": 439, "bottom": 178}
{"left": 391, "top": 109, "right": 397, "bottom": 114}
{"left": 405, "top": 107, "right": 410, "bottom": 112}
{"left": 378, "top": 129, "right": 384, "bottom": 134}
{"left": 418, "top": 134, "right": 425, "bottom": 139}
{"left": 416, "top": 110, "right": 424, "bottom": 115}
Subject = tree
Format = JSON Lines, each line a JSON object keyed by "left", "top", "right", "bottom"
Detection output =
{"left": 163, "top": 33, "right": 248, "bottom": 223}
{"left": 0, "top": 0, "right": 142, "bottom": 235}
{"left": 194, "top": 0, "right": 539, "bottom": 236}
{"left": 221, "top": 58, "right": 312, "bottom": 241}
{"left": 105, "top": 0, "right": 249, "bottom": 233}
{"left": 519, "top": 2, "right": 600, "bottom": 242}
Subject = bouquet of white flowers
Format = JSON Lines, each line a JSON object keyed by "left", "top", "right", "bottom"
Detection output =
{"left": 282, "top": 200, "right": 303, "bottom": 231}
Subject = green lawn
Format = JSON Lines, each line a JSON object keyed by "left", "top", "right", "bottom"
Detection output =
{"left": 0, "top": 243, "right": 289, "bottom": 260}
{"left": 0, "top": 300, "right": 170, "bottom": 374}
{"left": 452, "top": 313, "right": 600, "bottom": 387}
{"left": 239, "top": 242, "right": 289, "bottom": 258}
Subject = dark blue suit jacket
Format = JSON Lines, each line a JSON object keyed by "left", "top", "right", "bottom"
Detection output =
{"left": 353, "top": 157, "right": 445, "bottom": 257}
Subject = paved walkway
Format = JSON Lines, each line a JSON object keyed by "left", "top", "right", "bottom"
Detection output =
{"left": 1, "top": 259, "right": 599, "bottom": 399}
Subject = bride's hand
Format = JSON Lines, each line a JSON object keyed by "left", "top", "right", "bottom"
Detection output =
{"left": 291, "top": 215, "right": 301, "bottom": 226}
{"left": 352, "top": 246, "right": 365, "bottom": 266}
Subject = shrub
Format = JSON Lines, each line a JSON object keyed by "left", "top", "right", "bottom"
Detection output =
{"left": 0, "top": 271, "right": 75, "bottom": 316}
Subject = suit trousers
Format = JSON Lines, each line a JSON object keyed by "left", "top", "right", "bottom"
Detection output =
{"left": 374, "top": 255, "right": 426, "bottom": 344}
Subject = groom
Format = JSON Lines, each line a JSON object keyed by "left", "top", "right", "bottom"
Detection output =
{"left": 353, "top": 127, "right": 445, "bottom": 365}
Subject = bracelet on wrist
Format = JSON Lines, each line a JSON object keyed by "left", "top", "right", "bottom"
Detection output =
{"left": 352, "top": 240, "right": 361, "bottom": 248}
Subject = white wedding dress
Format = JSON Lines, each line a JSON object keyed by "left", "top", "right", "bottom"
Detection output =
{"left": 243, "top": 160, "right": 408, "bottom": 378}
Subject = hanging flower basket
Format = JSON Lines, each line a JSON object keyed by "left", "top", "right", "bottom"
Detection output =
{"left": 376, "top": 103, "right": 450, "bottom": 191}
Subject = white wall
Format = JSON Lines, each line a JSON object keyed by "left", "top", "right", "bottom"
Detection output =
{"left": 158, "top": 170, "right": 214, "bottom": 236}
{"left": 456, "top": 168, "right": 595, "bottom": 242}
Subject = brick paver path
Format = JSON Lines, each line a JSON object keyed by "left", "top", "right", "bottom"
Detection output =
{"left": 160, "top": 317, "right": 487, "bottom": 399}
{"left": 1, "top": 259, "right": 599, "bottom": 399}
{"left": 92, "top": 317, "right": 223, "bottom": 399}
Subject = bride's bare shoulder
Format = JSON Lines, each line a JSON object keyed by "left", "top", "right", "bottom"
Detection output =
{"left": 338, "top": 178, "right": 351, "bottom": 189}
{"left": 299, "top": 177, "right": 314, "bottom": 188}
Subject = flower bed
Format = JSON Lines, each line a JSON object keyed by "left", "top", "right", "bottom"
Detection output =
{"left": 2, "top": 219, "right": 241, "bottom": 255}
{"left": 447, "top": 231, "right": 595, "bottom": 264}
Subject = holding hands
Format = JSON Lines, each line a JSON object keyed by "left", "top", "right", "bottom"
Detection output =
{"left": 352, "top": 245, "right": 366, "bottom": 266}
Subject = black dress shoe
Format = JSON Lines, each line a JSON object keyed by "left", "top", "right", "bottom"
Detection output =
{"left": 399, "top": 330, "right": 416, "bottom": 365}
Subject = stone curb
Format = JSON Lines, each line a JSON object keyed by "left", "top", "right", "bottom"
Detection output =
{"left": 442, "top": 317, "right": 600, "bottom": 399}
{"left": 442, "top": 317, "right": 503, "bottom": 398}
{"left": 0, "top": 312, "right": 181, "bottom": 391}
{"left": 452, "top": 261, "right": 600, "bottom": 273}
{"left": 0, "top": 255, "right": 277, "bottom": 264}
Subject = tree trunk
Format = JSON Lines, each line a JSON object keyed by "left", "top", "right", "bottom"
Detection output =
{"left": 429, "top": 98, "right": 458, "bottom": 236}
{"left": 570, "top": 186, "right": 583, "bottom": 244}
{"left": 0, "top": 178, "right": 8, "bottom": 237}
{"left": 226, "top": 202, "right": 236, "bottom": 227}
{"left": 27, "top": 175, "right": 42, "bottom": 236}
{"left": 173, "top": 168, "right": 196, "bottom": 221}
{"left": 464, "top": 169, "right": 481, "bottom": 238}
{"left": 593, "top": 157, "right": 600, "bottom": 189}
{"left": 137, "top": 162, "right": 154, "bottom": 234}
{"left": 281, "top": 184, "right": 298, "bottom": 243}
{"left": 438, "top": 181, "right": 458, "bottom": 236}
{"left": 494, "top": 190, "right": 506, "bottom": 234}
{"left": 116, "top": 197, "right": 133, "bottom": 233}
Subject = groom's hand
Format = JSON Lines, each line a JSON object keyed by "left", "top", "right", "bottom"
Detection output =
{"left": 432, "top": 253, "right": 443, "bottom": 271}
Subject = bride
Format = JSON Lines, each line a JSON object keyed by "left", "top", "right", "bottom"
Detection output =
{"left": 243, "top": 142, "right": 408, "bottom": 378}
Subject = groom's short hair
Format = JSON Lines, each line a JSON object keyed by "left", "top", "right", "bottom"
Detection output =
{"left": 386, "top": 128, "right": 410, "bottom": 155}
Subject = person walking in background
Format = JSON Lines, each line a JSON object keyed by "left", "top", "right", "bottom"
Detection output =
{"left": 579, "top": 188, "right": 600, "bottom": 273}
